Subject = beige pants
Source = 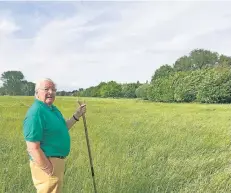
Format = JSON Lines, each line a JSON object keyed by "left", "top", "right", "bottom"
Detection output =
{"left": 29, "top": 158, "right": 65, "bottom": 193}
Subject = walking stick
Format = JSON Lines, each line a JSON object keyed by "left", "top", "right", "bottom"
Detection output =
{"left": 78, "top": 101, "right": 97, "bottom": 193}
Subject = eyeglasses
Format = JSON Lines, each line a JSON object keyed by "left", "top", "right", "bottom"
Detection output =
{"left": 39, "top": 88, "right": 57, "bottom": 93}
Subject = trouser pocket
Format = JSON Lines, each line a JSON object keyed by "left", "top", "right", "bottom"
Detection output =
{"left": 29, "top": 158, "right": 65, "bottom": 193}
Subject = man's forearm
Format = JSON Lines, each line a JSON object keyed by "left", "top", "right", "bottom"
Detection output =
{"left": 28, "top": 147, "right": 52, "bottom": 169}
{"left": 66, "top": 115, "right": 79, "bottom": 130}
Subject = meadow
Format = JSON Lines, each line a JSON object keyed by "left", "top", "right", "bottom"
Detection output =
{"left": 1, "top": 96, "right": 231, "bottom": 193}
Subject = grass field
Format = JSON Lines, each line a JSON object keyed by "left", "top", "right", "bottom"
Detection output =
{"left": 1, "top": 96, "right": 231, "bottom": 193}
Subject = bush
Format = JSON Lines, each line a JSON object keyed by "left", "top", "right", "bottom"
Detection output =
{"left": 196, "top": 67, "right": 231, "bottom": 103}
{"left": 135, "top": 84, "right": 150, "bottom": 100}
{"left": 147, "top": 76, "right": 175, "bottom": 102}
{"left": 174, "top": 70, "right": 208, "bottom": 102}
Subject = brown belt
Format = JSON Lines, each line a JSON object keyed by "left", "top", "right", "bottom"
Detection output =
{"left": 49, "top": 156, "right": 66, "bottom": 159}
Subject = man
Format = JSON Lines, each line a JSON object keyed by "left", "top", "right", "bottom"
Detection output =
{"left": 23, "top": 78, "right": 86, "bottom": 193}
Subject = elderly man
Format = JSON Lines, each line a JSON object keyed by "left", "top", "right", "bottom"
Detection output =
{"left": 23, "top": 78, "right": 86, "bottom": 193}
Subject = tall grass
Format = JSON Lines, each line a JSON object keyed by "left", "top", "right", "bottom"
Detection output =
{"left": 1, "top": 96, "right": 231, "bottom": 193}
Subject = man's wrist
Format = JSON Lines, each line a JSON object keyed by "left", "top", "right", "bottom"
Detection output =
{"left": 41, "top": 163, "right": 53, "bottom": 175}
{"left": 44, "top": 167, "right": 53, "bottom": 176}
{"left": 73, "top": 114, "right": 79, "bottom": 121}
{"left": 40, "top": 164, "right": 49, "bottom": 170}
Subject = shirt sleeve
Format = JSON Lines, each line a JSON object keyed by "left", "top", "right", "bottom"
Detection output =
{"left": 23, "top": 114, "right": 45, "bottom": 142}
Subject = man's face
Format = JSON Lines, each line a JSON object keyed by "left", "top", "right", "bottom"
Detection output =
{"left": 37, "top": 80, "right": 56, "bottom": 106}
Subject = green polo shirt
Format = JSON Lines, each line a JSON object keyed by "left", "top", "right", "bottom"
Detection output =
{"left": 23, "top": 99, "right": 70, "bottom": 158}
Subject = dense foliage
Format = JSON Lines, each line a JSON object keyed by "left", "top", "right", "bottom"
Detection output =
{"left": 1, "top": 48, "right": 231, "bottom": 103}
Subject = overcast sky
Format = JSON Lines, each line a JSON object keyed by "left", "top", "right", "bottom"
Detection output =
{"left": 0, "top": 1, "right": 231, "bottom": 91}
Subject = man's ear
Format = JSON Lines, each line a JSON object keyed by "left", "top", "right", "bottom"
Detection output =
{"left": 35, "top": 91, "right": 39, "bottom": 98}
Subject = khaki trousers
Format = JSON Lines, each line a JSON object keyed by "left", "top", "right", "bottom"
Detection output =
{"left": 29, "top": 158, "right": 65, "bottom": 193}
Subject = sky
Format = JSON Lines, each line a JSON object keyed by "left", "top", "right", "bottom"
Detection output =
{"left": 0, "top": 1, "right": 231, "bottom": 91}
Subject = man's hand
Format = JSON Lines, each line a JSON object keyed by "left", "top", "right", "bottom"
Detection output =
{"left": 66, "top": 100, "right": 87, "bottom": 129}
{"left": 74, "top": 101, "right": 86, "bottom": 120}
{"left": 42, "top": 161, "right": 54, "bottom": 176}
{"left": 26, "top": 141, "right": 54, "bottom": 176}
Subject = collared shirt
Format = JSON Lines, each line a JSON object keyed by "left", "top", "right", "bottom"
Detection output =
{"left": 23, "top": 99, "right": 70, "bottom": 158}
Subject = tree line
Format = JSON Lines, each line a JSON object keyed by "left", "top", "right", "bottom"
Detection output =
{"left": 0, "top": 70, "right": 142, "bottom": 98}
{"left": 148, "top": 49, "right": 231, "bottom": 103}
{"left": 1, "top": 48, "right": 231, "bottom": 103}
{"left": 75, "top": 48, "right": 231, "bottom": 104}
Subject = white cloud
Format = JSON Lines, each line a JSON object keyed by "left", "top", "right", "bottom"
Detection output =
{"left": 0, "top": 19, "right": 18, "bottom": 36}
{"left": 0, "top": 1, "right": 231, "bottom": 90}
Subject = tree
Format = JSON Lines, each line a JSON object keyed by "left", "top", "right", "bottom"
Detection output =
{"left": 21, "top": 81, "right": 35, "bottom": 96}
{"left": 147, "top": 75, "right": 176, "bottom": 102}
{"left": 151, "top": 64, "right": 174, "bottom": 82}
{"left": 196, "top": 67, "right": 231, "bottom": 103}
{"left": 0, "top": 87, "right": 6, "bottom": 95}
{"left": 173, "top": 55, "right": 193, "bottom": 71}
{"left": 79, "top": 86, "right": 99, "bottom": 97}
{"left": 173, "top": 70, "right": 207, "bottom": 102}
{"left": 99, "top": 81, "right": 122, "bottom": 98}
{"left": 135, "top": 83, "right": 150, "bottom": 100}
{"left": 1, "top": 71, "right": 25, "bottom": 95}
{"left": 173, "top": 49, "right": 219, "bottom": 72}
{"left": 121, "top": 83, "right": 141, "bottom": 98}
{"left": 219, "top": 54, "right": 231, "bottom": 67}
{"left": 189, "top": 49, "right": 219, "bottom": 69}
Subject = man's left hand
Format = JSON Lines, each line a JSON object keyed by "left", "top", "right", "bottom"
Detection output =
{"left": 74, "top": 102, "right": 86, "bottom": 119}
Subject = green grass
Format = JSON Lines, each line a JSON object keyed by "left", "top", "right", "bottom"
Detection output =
{"left": 1, "top": 96, "right": 231, "bottom": 193}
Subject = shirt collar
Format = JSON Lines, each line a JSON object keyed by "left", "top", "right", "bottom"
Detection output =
{"left": 35, "top": 99, "right": 55, "bottom": 111}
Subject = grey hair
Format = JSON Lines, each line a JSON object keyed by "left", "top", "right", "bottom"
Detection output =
{"left": 34, "top": 78, "right": 56, "bottom": 97}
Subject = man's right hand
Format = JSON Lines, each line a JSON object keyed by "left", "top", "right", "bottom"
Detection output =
{"left": 42, "top": 161, "right": 54, "bottom": 176}
{"left": 26, "top": 141, "right": 54, "bottom": 176}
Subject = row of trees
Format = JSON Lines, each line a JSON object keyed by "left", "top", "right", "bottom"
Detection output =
{"left": 148, "top": 67, "right": 231, "bottom": 103}
{"left": 75, "top": 48, "right": 231, "bottom": 103}
{"left": 76, "top": 81, "right": 142, "bottom": 98}
{"left": 147, "top": 49, "right": 231, "bottom": 103}
{"left": 1, "top": 48, "right": 231, "bottom": 103}
{"left": 0, "top": 71, "right": 80, "bottom": 96}
{"left": 0, "top": 71, "right": 142, "bottom": 98}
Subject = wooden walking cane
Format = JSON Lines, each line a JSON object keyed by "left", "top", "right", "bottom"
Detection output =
{"left": 78, "top": 100, "right": 97, "bottom": 193}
